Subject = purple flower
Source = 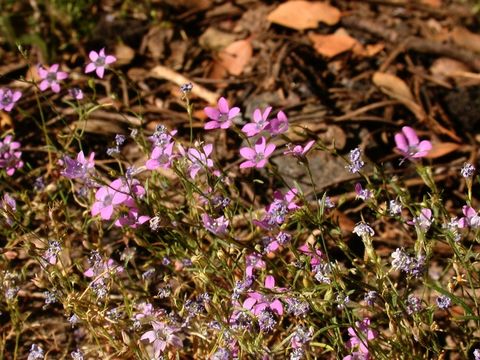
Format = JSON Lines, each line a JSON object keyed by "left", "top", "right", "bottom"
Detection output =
{"left": 266, "top": 110, "right": 289, "bottom": 135}
{"left": 61, "top": 151, "right": 95, "bottom": 179}
{"left": 27, "top": 344, "right": 44, "bottom": 360}
{"left": 42, "top": 240, "right": 61, "bottom": 265}
{"left": 204, "top": 97, "right": 240, "bottom": 130}
{"left": 346, "top": 148, "right": 364, "bottom": 173}
{"left": 436, "top": 295, "right": 451, "bottom": 309}
{"left": 201, "top": 213, "right": 229, "bottom": 235}
{"left": 68, "top": 88, "right": 84, "bottom": 100}
{"left": 38, "top": 64, "right": 68, "bottom": 93}
{"left": 460, "top": 162, "right": 475, "bottom": 178}
{"left": 0, "top": 135, "right": 23, "bottom": 176}
{"left": 85, "top": 48, "right": 116, "bottom": 78}
{"left": 298, "top": 243, "right": 323, "bottom": 267}
{"left": 353, "top": 222, "right": 375, "bottom": 238}
{"left": 254, "top": 188, "right": 298, "bottom": 229}
{"left": 245, "top": 253, "right": 266, "bottom": 277}
{"left": 242, "top": 107, "right": 272, "bottom": 137}
{"left": 394, "top": 126, "right": 432, "bottom": 161}
{"left": 458, "top": 205, "right": 480, "bottom": 229}
{"left": 409, "top": 208, "right": 433, "bottom": 231}
{"left": 239, "top": 136, "right": 276, "bottom": 169}
{"left": 140, "top": 321, "right": 183, "bottom": 359}
{"left": 1, "top": 193, "right": 16, "bottom": 226}
{"left": 284, "top": 140, "right": 315, "bottom": 159}
{"left": 355, "top": 183, "right": 372, "bottom": 201}
{"left": 243, "top": 275, "right": 285, "bottom": 316}
{"left": 0, "top": 88, "right": 22, "bottom": 112}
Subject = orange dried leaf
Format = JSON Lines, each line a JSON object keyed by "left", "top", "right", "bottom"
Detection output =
{"left": 267, "top": 1, "right": 341, "bottom": 31}
{"left": 425, "top": 142, "right": 461, "bottom": 159}
{"left": 309, "top": 31, "right": 358, "bottom": 58}
{"left": 217, "top": 39, "right": 253, "bottom": 76}
{"left": 451, "top": 26, "right": 480, "bottom": 53}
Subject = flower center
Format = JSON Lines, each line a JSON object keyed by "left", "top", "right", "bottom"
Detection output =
{"left": 95, "top": 57, "right": 106, "bottom": 67}
{"left": 47, "top": 72, "right": 57, "bottom": 82}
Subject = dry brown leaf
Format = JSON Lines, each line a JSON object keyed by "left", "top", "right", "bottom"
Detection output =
{"left": 267, "top": 1, "right": 341, "bottom": 30}
{"left": 430, "top": 57, "right": 471, "bottom": 78}
{"left": 424, "top": 142, "right": 461, "bottom": 159}
{"left": 114, "top": 43, "right": 135, "bottom": 66}
{"left": 372, "top": 72, "right": 427, "bottom": 121}
{"left": 451, "top": 26, "right": 480, "bottom": 54}
{"left": 372, "top": 72, "right": 414, "bottom": 101}
{"left": 309, "top": 32, "right": 358, "bottom": 57}
{"left": 217, "top": 39, "right": 253, "bottom": 76}
{"left": 0, "top": 111, "right": 13, "bottom": 131}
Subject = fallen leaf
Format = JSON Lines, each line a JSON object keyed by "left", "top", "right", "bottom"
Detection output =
{"left": 0, "top": 111, "right": 13, "bottom": 131}
{"left": 199, "top": 27, "right": 238, "bottom": 51}
{"left": 372, "top": 72, "right": 414, "bottom": 101}
{"left": 114, "top": 43, "right": 135, "bottom": 66}
{"left": 216, "top": 39, "right": 253, "bottom": 76}
{"left": 451, "top": 26, "right": 480, "bottom": 54}
{"left": 372, "top": 72, "right": 427, "bottom": 121}
{"left": 424, "top": 142, "right": 461, "bottom": 159}
{"left": 267, "top": 1, "right": 341, "bottom": 31}
{"left": 430, "top": 57, "right": 471, "bottom": 78}
{"left": 309, "top": 31, "right": 359, "bottom": 58}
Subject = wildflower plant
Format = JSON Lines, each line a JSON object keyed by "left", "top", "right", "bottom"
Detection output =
{"left": 2, "top": 43, "right": 480, "bottom": 360}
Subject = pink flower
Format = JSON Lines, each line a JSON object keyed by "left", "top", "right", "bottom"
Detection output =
{"left": 394, "top": 126, "right": 432, "bottom": 161}
{"left": 243, "top": 275, "right": 285, "bottom": 316}
{"left": 298, "top": 243, "right": 323, "bottom": 267}
{"left": 146, "top": 142, "right": 175, "bottom": 170}
{"left": 114, "top": 205, "right": 150, "bottom": 229}
{"left": 355, "top": 183, "right": 372, "bottom": 201}
{"left": 186, "top": 144, "right": 214, "bottom": 178}
{"left": 140, "top": 321, "right": 183, "bottom": 359}
{"left": 0, "top": 135, "right": 23, "bottom": 176}
{"left": 345, "top": 318, "right": 377, "bottom": 357}
{"left": 84, "top": 257, "right": 122, "bottom": 281}
{"left": 85, "top": 48, "right": 116, "bottom": 79}
{"left": 201, "top": 213, "right": 229, "bottom": 235}
{"left": 91, "top": 179, "right": 130, "bottom": 220}
{"left": 0, "top": 88, "right": 22, "bottom": 112}
{"left": 284, "top": 140, "right": 315, "bottom": 158}
{"left": 239, "top": 136, "right": 276, "bottom": 169}
{"left": 266, "top": 110, "right": 289, "bottom": 136}
{"left": 242, "top": 107, "right": 272, "bottom": 137}
{"left": 458, "top": 205, "right": 480, "bottom": 229}
{"left": 38, "top": 64, "right": 68, "bottom": 93}
{"left": 204, "top": 97, "right": 240, "bottom": 130}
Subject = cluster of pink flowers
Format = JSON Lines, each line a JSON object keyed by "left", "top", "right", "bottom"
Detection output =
{"left": 91, "top": 178, "right": 150, "bottom": 228}
{"left": 140, "top": 320, "right": 183, "bottom": 359}
{"left": 0, "top": 135, "right": 23, "bottom": 176}
{"left": 37, "top": 48, "right": 116, "bottom": 94}
{"left": 146, "top": 126, "right": 177, "bottom": 171}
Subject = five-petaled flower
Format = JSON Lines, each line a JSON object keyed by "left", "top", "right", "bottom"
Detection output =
{"left": 0, "top": 88, "right": 22, "bottom": 112}
{"left": 242, "top": 107, "right": 272, "bottom": 137}
{"left": 61, "top": 151, "right": 95, "bottom": 180}
{"left": 0, "top": 135, "right": 23, "bottom": 176}
{"left": 243, "top": 275, "right": 285, "bottom": 316}
{"left": 204, "top": 97, "right": 240, "bottom": 130}
{"left": 394, "top": 126, "right": 432, "bottom": 162}
{"left": 239, "top": 136, "right": 276, "bottom": 169}
{"left": 38, "top": 64, "right": 68, "bottom": 93}
{"left": 140, "top": 321, "right": 183, "bottom": 359}
{"left": 85, "top": 48, "right": 117, "bottom": 79}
